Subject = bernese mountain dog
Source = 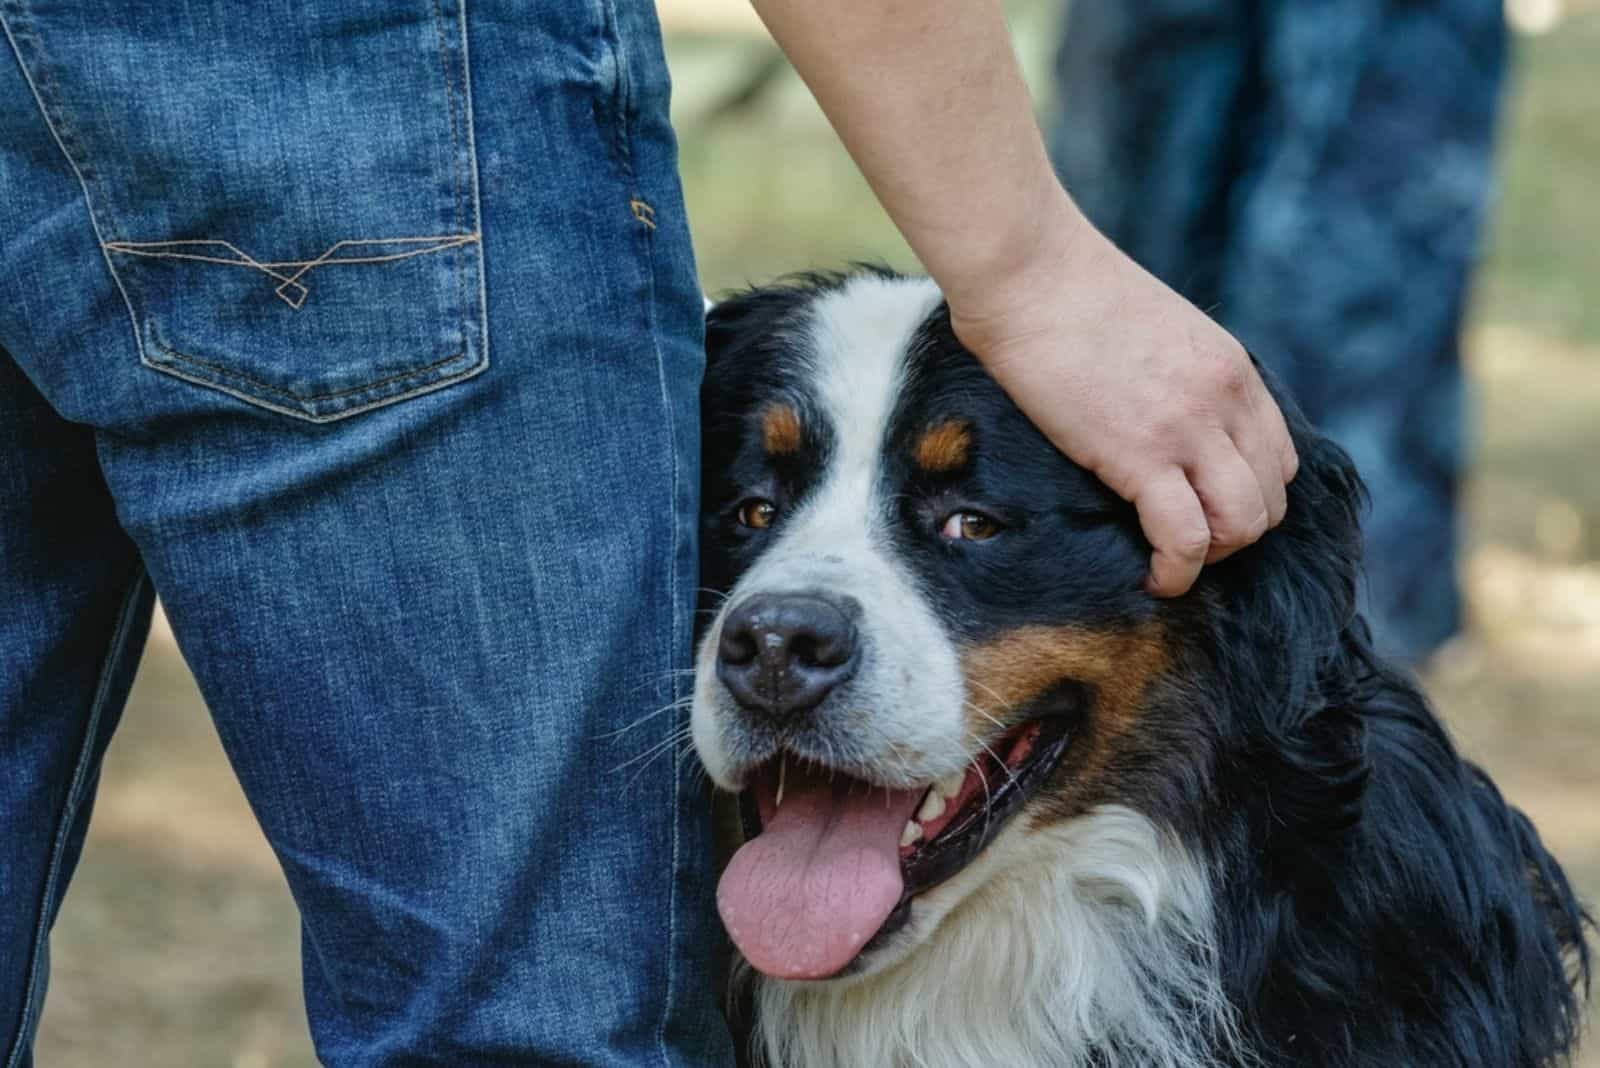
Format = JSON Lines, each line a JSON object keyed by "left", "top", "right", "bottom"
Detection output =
{"left": 691, "top": 269, "right": 1592, "bottom": 1068}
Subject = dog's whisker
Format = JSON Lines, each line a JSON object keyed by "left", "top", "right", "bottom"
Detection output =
{"left": 594, "top": 696, "right": 695, "bottom": 740}
{"left": 611, "top": 725, "right": 695, "bottom": 780}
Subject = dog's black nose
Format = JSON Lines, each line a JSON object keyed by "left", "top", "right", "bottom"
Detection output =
{"left": 716, "top": 593, "right": 858, "bottom": 719}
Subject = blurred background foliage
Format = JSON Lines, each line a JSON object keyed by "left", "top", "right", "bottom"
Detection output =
{"left": 35, "top": 2, "right": 1600, "bottom": 1064}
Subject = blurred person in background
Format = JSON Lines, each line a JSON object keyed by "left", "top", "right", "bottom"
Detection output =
{"left": 1051, "top": 0, "right": 1507, "bottom": 664}
{"left": 1, "top": 1, "right": 1294, "bottom": 1064}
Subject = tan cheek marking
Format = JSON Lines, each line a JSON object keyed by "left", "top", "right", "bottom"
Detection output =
{"left": 761, "top": 403, "right": 803, "bottom": 456}
{"left": 959, "top": 625, "right": 1170, "bottom": 819}
{"left": 913, "top": 420, "right": 971, "bottom": 473}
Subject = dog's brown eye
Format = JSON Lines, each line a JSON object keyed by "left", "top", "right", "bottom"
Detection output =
{"left": 738, "top": 499, "right": 778, "bottom": 530}
{"left": 941, "top": 511, "right": 1001, "bottom": 541}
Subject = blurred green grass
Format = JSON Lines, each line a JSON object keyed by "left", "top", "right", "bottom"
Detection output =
{"left": 34, "top": 10, "right": 1600, "bottom": 1067}
{"left": 1481, "top": 14, "right": 1600, "bottom": 343}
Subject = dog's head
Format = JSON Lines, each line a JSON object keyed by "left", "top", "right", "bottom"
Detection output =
{"left": 692, "top": 269, "right": 1592, "bottom": 1068}
{"left": 692, "top": 269, "right": 1363, "bottom": 982}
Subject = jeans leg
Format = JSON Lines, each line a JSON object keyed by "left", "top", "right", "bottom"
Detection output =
{"left": 0, "top": 352, "right": 154, "bottom": 1068}
{"left": 1049, "top": 0, "right": 1506, "bottom": 661}
{"left": 0, "top": 1, "right": 732, "bottom": 1063}
{"left": 1047, "top": 0, "right": 1253, "bottom": 311}
{"left": 1216, "top": 0, "right": 1506, "bottom": 661}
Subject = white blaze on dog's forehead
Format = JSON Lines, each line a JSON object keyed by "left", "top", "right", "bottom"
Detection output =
{"left": 803, "top": 275, "right": 941, "bottom": 500}
{"left": 724, "top": 274, "right": 967, "bottom": 785}
{"left": 690, "top": 274, "right": 969, "bottom": 792}
{"left": 769, "top": 275, "right": 942, "bottom": 575}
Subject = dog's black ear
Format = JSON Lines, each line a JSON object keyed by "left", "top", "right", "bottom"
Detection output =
{"left": 1256, "top": 357, "right": 1368, "bottom": 607}
{"left": 1208, "top": 361, "right": 1368, "bottom": 676}
{"left": 1194, "top": 362, "right": 1376, "bottom": 845}
{"left": 704, "top": 283, "right": 812, "bottom": 377}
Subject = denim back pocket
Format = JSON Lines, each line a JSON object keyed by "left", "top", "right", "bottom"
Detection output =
{"left": 5, "top": 0, "right": 486, "bottom": 422}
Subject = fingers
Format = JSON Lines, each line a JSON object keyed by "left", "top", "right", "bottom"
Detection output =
{"left": 1188, "top": 436, "right": 1270, "bottom": 565}
{"left": 1137, "top": 415, "right": 1286, "bottom": 593}
{"left": 1234, "top": 369, "right": 1294, "bottom": 525}
{"left": 1136, "top": 467, "right": 1212, "bottom": 597}
{"left": 1277, "top": 410, "right": 1300, "bottom": 484}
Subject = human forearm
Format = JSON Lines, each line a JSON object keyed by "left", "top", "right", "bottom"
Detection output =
{"left": 749, "top": 0, "right": 1082, "bottom": 314}
{"left": 754, "top": 0, "right": 1297, "bottom": 596}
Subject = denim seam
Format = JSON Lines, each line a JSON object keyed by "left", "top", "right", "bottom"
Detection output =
{"left": 629, "top": 199, "right": 657, "bottom": 230}
{"left": 454, "top": 0, "right": 489, "bottom": 398}
{"left": 102, "top": 235, "right": 479, "bottom": 273}
{"left": 0, "top": 4, "right": 149, "bottom": 377}
{"left": 630, "top": 184, "right": 683, "bottom": 1068}
{"left": 428, "top": 0, "right": 472, "bottom": 341}
{"left": 146, "top": 339, "right": 473, "bottom": 402}
{"left": 589, "top": 0, "right": 634, "bottom": 180}
{"left": 144, "top": 356, "right": 487, "bottom": 424}
{"left": 103, "top": 233, "right": 481, "bottom": 310}
{"left": 428, "top": 0, "right": 463, "bottom": 238}
{"left": 3, "top": 570, "right": 148, "bottom": 1068}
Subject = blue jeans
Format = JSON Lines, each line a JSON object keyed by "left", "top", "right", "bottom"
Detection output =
{"left": 0, "top": 2, "right": 734, "bottom": 1065}
{"left": 1050, "top": 0, "right": 1506, "bottom": 663}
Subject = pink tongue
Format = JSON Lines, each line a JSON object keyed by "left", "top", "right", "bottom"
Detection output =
{"left": 718, "top": 765, "right": 924, "bottom": 980}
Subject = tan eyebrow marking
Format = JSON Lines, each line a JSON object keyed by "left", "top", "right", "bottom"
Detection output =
{"left": 914, "top": 419, "right": 972, "bottom": 473}
{"left": 761, "top": 403, "right": 803, "bottom": 456}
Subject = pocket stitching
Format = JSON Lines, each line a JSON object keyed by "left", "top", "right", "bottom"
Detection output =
{"left": 145, "top": 337, "right": 476, "bottom": 403}
{"left": 103, "top": 233, "right": 479, "bottom": 309}
{"left": 144, "top": 348, "right": 486, "bottom": 424}
{"left": 7, "top": 1, "right": 487, "bottom": 422}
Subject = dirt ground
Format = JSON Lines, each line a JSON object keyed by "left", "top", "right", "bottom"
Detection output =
{"left": 27, "top": 9, "right": 1600, "bottom": 1067}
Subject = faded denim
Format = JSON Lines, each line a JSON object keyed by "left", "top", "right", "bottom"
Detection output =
{"left": 0, "top": 2, "right": 733, "bottom": 1065}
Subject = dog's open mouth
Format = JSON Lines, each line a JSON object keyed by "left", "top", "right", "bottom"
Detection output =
{"left": 717, "top": 715, "right": 1073, "bottom": 980}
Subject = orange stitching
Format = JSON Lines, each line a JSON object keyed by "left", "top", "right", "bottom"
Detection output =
{"left": 630, "top": 198, "right": 657, "bottom": 230}
{"left": 102, "top": 234, "right": 480, "bottom": 308}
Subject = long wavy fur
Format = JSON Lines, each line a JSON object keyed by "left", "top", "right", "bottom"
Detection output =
{"left": 712, "top": 279, "right": 1592, "bottom": 1066}
{"left": 1188, "top": 384, "right": 1593, "bottom": 1067}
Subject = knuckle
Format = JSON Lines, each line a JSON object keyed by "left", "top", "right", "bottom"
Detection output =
{"left": 1208, "top": 525, "right": 1248, "bottom": 550}
{"left": 1197, "top": 346, "right": 1249, "bottom": 397}
{"left": 1173, "top": 525, "right": 1212, "bottom": 558}
{"left": 1210, "top": 509, "right": 1266, "bottom": 548}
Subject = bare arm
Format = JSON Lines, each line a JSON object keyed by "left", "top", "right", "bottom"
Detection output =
{"left": 753, "top": 0, "right": 1298, "bottom": 595}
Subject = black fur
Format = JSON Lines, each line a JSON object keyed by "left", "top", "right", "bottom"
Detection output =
{"left": 701, "top": 270, "right": 1592, "bottom": 1067}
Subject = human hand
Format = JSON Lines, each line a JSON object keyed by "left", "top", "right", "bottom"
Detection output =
{"left": 947, "top": 205, "right": 1298, "bottom": 597}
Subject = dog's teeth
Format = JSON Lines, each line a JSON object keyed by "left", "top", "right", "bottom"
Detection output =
{"left": 935, "top": 771, "right": 965, "bottom": 799}
{"left": 917, "top": 791, "right": 946, "bottom": 823}
{"left": 900, "top": 820, "right": 923, "bottom": 848}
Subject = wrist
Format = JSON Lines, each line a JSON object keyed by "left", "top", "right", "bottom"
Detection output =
{"left": 938, "top": 186, "right": 1094, "bottom": 333}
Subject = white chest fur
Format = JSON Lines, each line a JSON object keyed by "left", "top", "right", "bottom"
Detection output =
{"left": 745, "top": 807, "right": 1238, "bottom": 1068}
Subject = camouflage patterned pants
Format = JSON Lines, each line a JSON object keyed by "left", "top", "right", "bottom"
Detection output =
{"left": 1049, "top": 0, "right": 1507, "bottom": 663}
